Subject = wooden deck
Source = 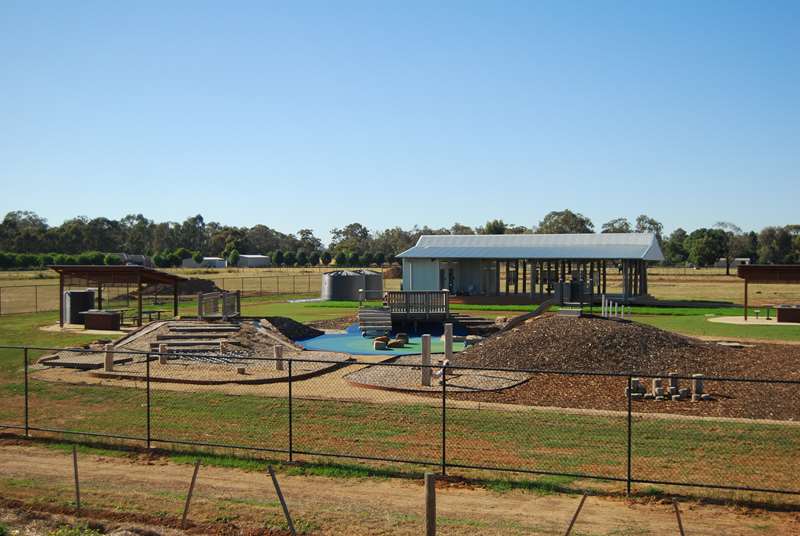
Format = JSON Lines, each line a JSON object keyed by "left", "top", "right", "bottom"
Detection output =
{"left": 385, "top": 291, "right": 450, "bottom": 321}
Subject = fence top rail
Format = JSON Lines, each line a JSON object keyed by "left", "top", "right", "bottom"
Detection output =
{"left": 5, "top": 344, "right": 800, "bottom": 385}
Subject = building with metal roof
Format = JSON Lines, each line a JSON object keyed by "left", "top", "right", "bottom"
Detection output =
{"left": 396, "top": 233, "right": 664, "bottom": 303}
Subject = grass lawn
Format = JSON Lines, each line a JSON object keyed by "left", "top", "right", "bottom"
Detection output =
{"left": 633, "top": 314, "right": 800, "bottom": 342}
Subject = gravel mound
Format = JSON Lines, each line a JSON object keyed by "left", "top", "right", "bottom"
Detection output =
{"left": 261, "top": 316, "right": 324, "bottom": 341}
{"left": 452, "top": 314, "right": 728, "bottom": 374}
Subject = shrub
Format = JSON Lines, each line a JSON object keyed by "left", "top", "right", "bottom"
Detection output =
{"left": 334, "top": 251, "right": 347, "bottom": 266}
{"left": 0, "top": 252, "right": 14, "bottom": 270}
{"left": 152, "top": 254, "right": 169, "bottom": 268}
{"left": 374, "top": 252, "right": 385, "bottom": 266}
{"left": 347, "top": 251, "right": 362, "bottom": 267}
{"left": 308, "top": 251, "right": 320, "bottom": 266}
{"left": 296, "top": 250, "right": 309, "bottom": 266}
{"left": 167, "top": 252, "right": 182, "bottom": 267}
{"left": 283, "top": 250, "right": 296, "bottom": 267}
{"left": 362, "top": 252, "right": 374, "bottom": 266}
{"left": 271, "top": 250, "right": 284, "bottom": 267}
{"left": 321, "top": 251, "right": 332, "bottom": 266}
{"left": 17, "top": 253, "right": 39, "bottom": 269}
{"left": 0, "top": 521, "right": 8, "bottom": 536}
{"left": 48, "top": 524, "right": 103, "bottom": 536}
{"left": 192, "top": 251, "right": 204, "bottom": 264}
{"left": 227, "top": 249, "right": 240, "bottom": 267}
{"left": 174, "top": 247, "right": 193, "bottom": 259}
{"left": 39, "top": 253, "right": 55, "bottom": 267}
{"left": 104, "top": 253, "right": 122, "bottom": 265}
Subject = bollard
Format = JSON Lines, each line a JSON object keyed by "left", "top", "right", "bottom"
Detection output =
{"left": 421, "top": 334, "right": 432, "bottom": 387}
{"left": 275, "top": 345, "right": 284, "bottom": 371}
{"left": 443, "top": 323, "right": 453, "bottom": 363}
{"left": 668, "top": 372, "right": 679, "bottom": 396}
{"left": 104, "top": 343, "right": 114, "bottom": 372}
{"left": 692, "top": 374, "right": 704, "bottom": 401}
{"left": 158, "top": 343, "right": 168, "bottom": 365}
{"left": 219, "top": 340, "right": 225, "bottom": 354}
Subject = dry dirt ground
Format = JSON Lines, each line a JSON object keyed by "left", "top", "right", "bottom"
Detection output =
{"left": 0, "top": 442, "right": 797, "bottom": 536}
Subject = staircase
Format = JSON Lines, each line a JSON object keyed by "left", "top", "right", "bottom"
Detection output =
{"left": 450, "top": 313, "right": 499, "bottom": 336}
{"left": 149, "top": 322, "right": 241, "bottom": 354}
{"left": 357, "top": 307, "right": 392, "bottom": 337}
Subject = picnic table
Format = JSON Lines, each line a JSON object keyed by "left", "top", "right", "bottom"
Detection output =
{"left": 141, "top": 309, "right": 164, "bottom": 322}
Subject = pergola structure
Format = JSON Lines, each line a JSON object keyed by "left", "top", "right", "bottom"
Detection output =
{"left": 50, "top": 265, "right": 187, "bottom": 327}
{"left": 737, "top": 265, "right": 800, "bottom": 320}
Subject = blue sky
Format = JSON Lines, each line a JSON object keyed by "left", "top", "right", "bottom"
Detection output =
{"left": 1, "top": 0, "right": 798, "bottom": 241}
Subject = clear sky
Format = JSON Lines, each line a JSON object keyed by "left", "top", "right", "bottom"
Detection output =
{"left": 1, "top": 0, "right": 798, "bottom": 241}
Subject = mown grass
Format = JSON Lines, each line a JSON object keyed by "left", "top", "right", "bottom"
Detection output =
{"left": 633, "top": 314, "right": 800, "bottom": 342}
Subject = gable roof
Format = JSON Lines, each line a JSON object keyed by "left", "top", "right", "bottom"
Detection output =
{"left": 396, "top": 233, "right": 664, "bottom": 261}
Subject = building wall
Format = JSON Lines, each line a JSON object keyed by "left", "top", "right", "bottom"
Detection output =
{"left": 238, "top": 256, "right": 270, "bottom": 268}
{"left": 402, "top": 258, "right": 440, "bottom": 291}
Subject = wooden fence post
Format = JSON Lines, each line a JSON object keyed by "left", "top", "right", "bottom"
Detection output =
{"left": 72, "top": 446, "right": 81, "bottom": 514}
{"left": 268, "top": 466, "right": 297, "bottom": 536}
{"left": 421, "top": 334, "right": 431, "bottom": 387}
{"left": 425, "top": 472, "right": 436, "bottom": 536}
{"left": 563, "top": 494, "right": 587, "bottom": 536}
{"left": 181, "top": 459, "right": 201, "bottom": 529}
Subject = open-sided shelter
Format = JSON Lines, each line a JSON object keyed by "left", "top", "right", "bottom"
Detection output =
{"left": 397, "top": 233, "right": 664, "bottom": 303}
{"left": 737, "top": 264, "right": 800, "bottom": 321}
{"left": 50, "top": 265, "right": 187, "bottom": 327}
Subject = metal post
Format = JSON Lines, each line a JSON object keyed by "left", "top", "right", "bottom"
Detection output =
{"left": 673, "top": 499, "right": 686, "bottom": 536}
{"left": 441, "top": 363, "right": 447, "bottom": 476}
{"left": 146, "top": 352, "right": 151, "bottom": 449}
{"left": 24, "top": 348, "right": 29, "bottom": 436}
{"left": 626, "top": 375, "right": 633, "bottom": 496}
{"left": 73, "top": 445, "right": 81, "bottom": 514}
{"left": 288, "top": 359, "right": 293, "bottom": 462}
{"left": 35, "top": 285, "right": 38, "bottom": 313}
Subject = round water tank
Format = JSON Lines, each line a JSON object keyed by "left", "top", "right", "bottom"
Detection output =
{"left": 359, "top": 269, "right": 384, "bottom": 300}
{"left": 321, "top": 270, "right": 365, "bottom": 300}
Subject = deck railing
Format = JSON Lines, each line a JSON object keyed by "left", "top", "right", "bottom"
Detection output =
{"left": 384, "top": 290, "right": 449, "bottom": 317}
{"left": 197, "top": 290, "right": 241, "bottom": 319}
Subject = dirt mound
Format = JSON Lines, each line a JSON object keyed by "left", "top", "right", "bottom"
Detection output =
{"left": 261, "top": 316, "right": 323, "bottom": 341}
{"left": 453, "top": 314, "right": 727, "bottom": 374}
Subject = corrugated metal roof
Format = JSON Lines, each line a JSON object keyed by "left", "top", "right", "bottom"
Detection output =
{"left": 396, "top": 233, "right": 664, "bottom": 261}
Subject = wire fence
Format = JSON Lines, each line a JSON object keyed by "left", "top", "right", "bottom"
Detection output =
{"left": 1, "top": 345, "right": 799, "bottom": 500}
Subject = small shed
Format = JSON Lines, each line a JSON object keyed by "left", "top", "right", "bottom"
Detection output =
{"left": 50, "top": 265, "right": 187, "bottom": 327}
{"left": 238, "top": 254, "right": 271, "bottom": 268}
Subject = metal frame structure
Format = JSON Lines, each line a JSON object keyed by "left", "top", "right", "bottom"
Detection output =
{"left": 737, "top": 264, "right": 800, "bottom": 320}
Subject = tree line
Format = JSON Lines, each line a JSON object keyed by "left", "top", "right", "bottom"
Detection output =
{"left": 0, "top": 210, "right": 798, "bottom": 271}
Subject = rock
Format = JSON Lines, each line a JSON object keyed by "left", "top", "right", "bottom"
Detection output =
{"left": 671, "top": 394, "right": 682, "bottom": 401}
{"left": 679, "top": 388, "right": 690, "bottom": 398}
{"left": 396, "top": 333, "right": 409, "bottom": 343}
{"left": 495, "top": 316, "right": 509, "bottom": 324}
{"left": 374, "top": 336, "right": 390, "bottom": 343}
{"left": 655, "top": 396, "right": 665, "bottom": 401}
{"left": 700, "top": 393, "right": 713, "bottom": 401}
{"left": 692, "top": 394, "right": 701, "bottom": 402}
{"left": 643, "top": 393, "right": 655, "bottom": 400}
{"left": 387, "top": 339, "right": 405, "bottom": 348}
{"left": 373, "top": 340, "right": 387, "bottom": 350}
{"left": 631, "top": 393, "right": 643, "bottom": 400}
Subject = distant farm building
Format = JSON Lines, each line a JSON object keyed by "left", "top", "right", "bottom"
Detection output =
{"left": 116, "top": 253, "right": 154, "bottom": 268}
{"left": 181, "top": 257, "right": 227, "bottom": 269}
{"left": 714, "top": 257, "right": 751, "bottom": 268}
{"left": 237, "top": 254, "right": 271, "bottom": 268}
{"left": 396, "top": 233, "right": 664, "bottom": 303}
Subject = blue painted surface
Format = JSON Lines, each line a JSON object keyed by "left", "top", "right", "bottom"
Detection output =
{"left": 300, "top": 324, "right": 466, "bottom": 356}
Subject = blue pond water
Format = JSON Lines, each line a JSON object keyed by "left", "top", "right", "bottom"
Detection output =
{"left": 300, "top": 323, "right": 467, "bottom": 356}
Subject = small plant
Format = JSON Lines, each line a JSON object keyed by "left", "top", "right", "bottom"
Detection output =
{"left": 0, "top": 522, "right": 10, "bottom": 536}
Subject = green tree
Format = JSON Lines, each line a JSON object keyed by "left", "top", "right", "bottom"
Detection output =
{"left": 362, "top": 252, "right": 374, "bottom": 266}
{"left": 283, "top": 250, "right": 296, "bottom": 267}
{"left": 296, "top": 250, "right": 309, "bottom": 266}
{"left": 663, "top": 228, "right": 688, "bottom": 265}
{"left": 757, "top": 226, "right": 793, "bottom": 264}
{"left": 329, "top": 223, "right": 371, "bottom": 254}
{"left": 192, "top": 251, "right": 204, "bottom": 264}
{"left": 480, "top": 219, "right": 507, "bottom": 234}
{"left": 334, "top": 251, "right": 348, "bottom": 266}
{"left": 685, "top": 229, "right": 727, "bottom": 267}
{"left": 227, "top": 249, "right": 240, "bottom": 267}
{"left": 348, "top": 251, "right": 362, "bottom": 266}
{"left": 321, "top": 251, "right": 332, "bottom": 266}
{"left": 271, "top": 250, "right": 284, "bottom": 267}
{"left": 601, "top": 218, "right": 632, "bottom": 233}
{"left": 374, "top": 252, "right": 385, "bottom": 265}
{"left": 308, "top": 251, "right": 320, "bottom": 266}
{"left": 634, "top": 214, "right": 664, "bottom": 241}
{"left": 536, "top": 210, "right": 594, "bottom": 234}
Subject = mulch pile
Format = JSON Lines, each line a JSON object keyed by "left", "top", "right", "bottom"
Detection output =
{"left": 307, "top": 315, "right": 357, "bottom": 330}
{"left": 260, "top": 316, "right": 323, "bottom": 341}
{"left": 448, "top": 314, "right": 800, "bottom": 420}
{"left": 453, "top": 314, "right": 718, "bottom": 375}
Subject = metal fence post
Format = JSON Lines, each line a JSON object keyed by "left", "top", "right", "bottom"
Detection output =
{"left": 626, "top": 375, "right": 633, "bottom": 496}
{"left": 146, "top": 352, "right": 151, "bottom": 449}
{"left": 288, "top": 359, "right": 293, "bottom": 462}
{"left": 441, "top": 363, "right": 447, "bottom": 476}
{"left": 24, "top": 348, "right": 29, "bottom": 436}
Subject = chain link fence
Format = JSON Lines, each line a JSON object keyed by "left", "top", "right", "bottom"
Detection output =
{"left": 1, "top": 345, "right": 799, "bottom": 500}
